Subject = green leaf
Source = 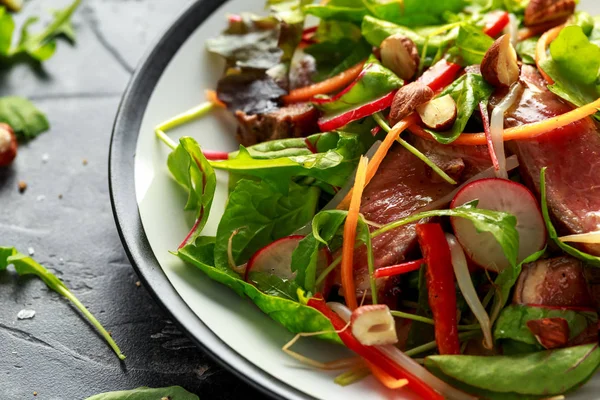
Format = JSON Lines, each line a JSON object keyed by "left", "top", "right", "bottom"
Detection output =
{"left": 0, "top": 247, "right": 125, "bottom": 360}
{"left": 0, "top": 7, "right": 15, "bottom": 55}
{"left": 0, "top": 96, "right": 50, "bottom": 140}
{"left": 362, "top": 0, "right": 466, "bottom": 27}
{"left": 426, "top": 343, "right": 600, "bottom": 397}
{"left": 494, "top": 304, "right": 598, "bottom": 351}
{"left": 303, "top": 0, "right": 367, "bottom": 23}
{"left": 539, "top": 168, "right": 600, "bottom": 266}
{"left": 213, "top": 179, "right": 320, "bottom": 270}
{"left": 85, "top": 386, "right": 199, "bottom": 400}
{"left": 425, "top": 73, "right": 494, "bottom": 144}
{"left": 539, "top": 25, "right": 600, "bottom": 119}
{"left": 516, "top": 37, "right": 537, "bottom": 65}
{"left": 268, "top": 0, "right": 312, "bottom": 25}
{"left": 177, "top": 237, "right": 340, "bottom": 342}
{"left": 448, "top": 24, "right": 494, "bottom": 66}
{"left": 247, "top": 271, "right": 302, "bottom": 301}
{"left": 168, "top": 137, "right": 217, "bottom": 247}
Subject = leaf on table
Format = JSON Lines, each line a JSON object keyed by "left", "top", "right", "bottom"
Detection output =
{"left": 0, "top": 96, "right": 49, "bottom": 140}
{"left": 85, "top": 386, "right": 199, "bottom": 400}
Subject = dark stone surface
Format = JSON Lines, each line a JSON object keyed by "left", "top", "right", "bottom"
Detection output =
{"left": 0, "top": 1, "right": 258, "bottom": 399}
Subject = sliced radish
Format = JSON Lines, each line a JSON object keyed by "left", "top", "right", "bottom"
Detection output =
{"left": 245, "top": 235, "right": 333, "bottom": 294}
{"left": 450, "top": 178, "right": 546, "bottom": 272}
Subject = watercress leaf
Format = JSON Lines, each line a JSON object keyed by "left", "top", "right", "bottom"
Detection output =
{"left": 168, "top": 137, "right": 217, "bottom": 247}
{"left": 0, "top": 96, "right": 50, "bottom": 140}
{"left": 494, "top": 304, "right": 598, "bottom": 351}
{"left": 0, "top": 247, "right": 125, "bottom": 360}
{"left": 515, "top": 37, "right": 537, "bottom": 65}
{"left": 426, "top": 343, "right": 600, "bottom": 397}
{"left": 448, "top": 24, "right": 494, "bottom": 66}
{"left": 0, "top": 7, "right": 15, "bottom": 55}
{"left": 85, "top": 386, "right": 199, "bottom": 400}
{"left": 540, "top": 168, "right": 600, "bottom": 266}
{"left": 214, "top": 179, "right": 320, "bottom": 270}
{"left": 177, "top": 237, "right": 340, "bottom": 342}
{"left": 425, "top": 73, "right": 494, "bottom": 144}
{"left": 362, "top": 0, "right": 466, "bottom": 27}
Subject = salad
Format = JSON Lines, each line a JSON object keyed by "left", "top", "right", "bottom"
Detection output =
{"left": 154, "top": 0, "right": 600, "bottom": 398}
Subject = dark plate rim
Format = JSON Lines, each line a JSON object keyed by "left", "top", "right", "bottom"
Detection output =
{"left": 108, "top": 1, "right": 314, "bottom": 399}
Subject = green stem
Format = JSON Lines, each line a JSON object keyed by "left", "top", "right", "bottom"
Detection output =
{"left": 155, "top": 129, "right": 177, "bottom": 150}
{"left": 334, "top": 366, "right": 371, "bottom": 387}
{"left": 55, "top": 285, "right": 126, "bottom": 360}
{"left": 154, "top": 101, "right": 214, "bottom": 150}
{"left": 404, "top": 331, "right": 480, "bottom": 357}
{"left": 391, "top": 310, "right": 481, "bottom": 331}
{"left": 373, "top": 113, "right": 456, "bottom": 185}
{"left": 315, "top": 255, "right": 341, "bottom": 287}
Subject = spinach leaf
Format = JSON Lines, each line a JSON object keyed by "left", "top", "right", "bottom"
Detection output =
{"left": 168, "top": 137, "right": 217, "bottom": 248}
{"left": 177, "top": 236, "right": 340, "bottom": 342}
{"left": 362, "top": 0, "right": 466, "bottom": 27}
{"left": 213, "top": 179, "right": 320, "bottom": 271}
{"left": 213, "top": 132, "right": 373, "bottom": 192}
{"left": 0, "top": 96, "right": 49, "bottom": 140}
{"left": 425, "top": 73, "right": 494, "bottom": 144}
{"left": 516, "top": 37, "right": 538, "bottom": 65}
{"left": 495, "top": 304, "right": 597, "bottom": 351}
{"left": 247, "top": 271, "right": 302, "bottom": 301}
{"left": 448, "top": 24, "right": 494, "bottom": 66}
{"left": 0, "top": 247, "right": 125, "bottom": 360}
{"left": 539, "top": 25, "right": 600, "bottom": 119}
{"left": 85, "top": 386, "right": 198, "bottom": 400}
{"left": 540, "top": 167, "right": 600, "bottom": 266}
{"left": 426, "top": 343, "right": 600, "bottom": 397}
{"left": 303, "top": 0, "right": 367, "bottom": 23}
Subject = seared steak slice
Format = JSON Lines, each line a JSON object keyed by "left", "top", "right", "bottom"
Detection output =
{"left": 506, "top": 66, "right": 600, "bottom": 256}
{"left": 513, "top": 256, "right": 594, "bottom": 308}
{"left": 235, "top": 103, "right": 320, "bottom": 146}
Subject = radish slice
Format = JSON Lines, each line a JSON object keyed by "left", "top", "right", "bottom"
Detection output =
{"left": 450, "top": 178, "right": 546, "bottom": 272}
{"left": 245, "top": 235, "right": 333, "bottom": 293}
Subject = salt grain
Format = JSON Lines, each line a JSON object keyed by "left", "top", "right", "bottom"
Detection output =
{"left": 17, "top": 309, "right": 36, "bottom": 320}
{"left": 27, "top": 247, "right": 35, "bottom": 256}
{"left": 42, "top": 153, "right": 49, "bottom": 163}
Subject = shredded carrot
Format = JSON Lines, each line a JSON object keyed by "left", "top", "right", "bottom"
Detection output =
{"left": 367, "top": 362, "right": 409, "bottom": 389}
{"left": 282, "top": 61, "right": 366, "bottom": 104}
{"left": 338, "top": 114, "right": 418, "bottom": 210}
{"left": 408, "top": 96, "right": 600, "bottom": 145}
{"left": 341, "top": 156, "right": 369, "bottom": 311}
{"left": 536, "top": 24, "right": 564, "bottom": 85}
{"left": 205, "top": 89, "right": 226, "bottom": 108}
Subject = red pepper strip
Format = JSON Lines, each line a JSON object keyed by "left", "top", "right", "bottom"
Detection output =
{"left": 307, "top": 297, "right": 443, "bottom": 400}
{"left": 374, "top": 259, "right": 424, "bottom": 279}
{"left": 483, "top": 11, "right": 510, "bottom": 38}
{"left": 479, "top": 102, "right": 500, "bottom": 171}
{"left": 202, "top": 150, "right": 229, "bottom": 161}
{"left": 416, "top": 223, "right": 460, "bottom": 355}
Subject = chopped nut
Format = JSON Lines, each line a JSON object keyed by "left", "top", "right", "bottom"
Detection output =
{"left": 416, "top": 94, "right": 457, "bottom": 131}
{"left": 380, "top": 34, "right": 420, "bottom": 80}
{"left": 0, "top": 123, "right": 17, "bottom": 167}
{"left": 58, "top": 194, "right": 63, "bottom": 199}
{"left": 33, "top": 392, "right": 37, "bottom": 397}
{"left": 18, "top": 180, "right": 27, "bottom": 193}
{"left": 351, "top": 304, "right": 398, "bottom": 346}
{"left": 524, "top": 0, "right": 575, "bottom": 27}
{"left": 135, "top": 281, "right": 141, "bottom": 287}
{"left": 481, "top": 34, "right": 520, "bottom": 88}
{"left": 526, "top": 317, "right": 570, "bottom": 349}
{"left": 389, "top": 81, "right": 434, "bottom": 126}
{"left": 82, "top": 159, "right": 88, "bottom": 166}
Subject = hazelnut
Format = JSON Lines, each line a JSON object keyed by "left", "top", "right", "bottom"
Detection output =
{"left": 416, "top": 94, "right": 457, "bottom": 131}
{"left": 524, "top": 0, "right": 575, "bottom": 27}
{"left": 0, "top": 123, "right": 17, "bottom": 167}
{"left": 0, "top": 0, "right": 23, "bottom": 12}
{"left": 389, "top": 81, "right": 434, "bottom": 126}
{"left": 380, "top": 34, "right": 420, "bottom": 81}
{"left": 351, "top": 304, "right": 398, "bottom": 346}
{"left": 481, "top": 34, "right": 520, "bottom": 88}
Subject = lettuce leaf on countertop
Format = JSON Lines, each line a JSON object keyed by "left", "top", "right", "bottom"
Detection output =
{"left": 85, "top": 386, "right": 198, "bottom": 400}
{"left": 177, "top": 236, "right": 339, "bottom": 342}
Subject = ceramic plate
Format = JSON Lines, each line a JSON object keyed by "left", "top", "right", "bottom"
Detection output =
{"left": 109, "top": 1, "right": 600, "bottom": 399}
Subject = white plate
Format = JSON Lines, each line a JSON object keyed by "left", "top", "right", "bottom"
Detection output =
{"left": 110, "top": 1, "right": 600, "bottom": 398}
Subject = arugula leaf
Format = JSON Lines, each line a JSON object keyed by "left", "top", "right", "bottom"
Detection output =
{"left": 213, "top": 179, "right": 320, "bottom": 270}
{"left": 0, "top": 96, "right": 50, "bottom": 140}
{"left": 177, "top": 236, "right": 340, "bottom": 342}
{"left": 168, "top": 137, "right": 217, "bottom": 248}
{"left": 539, "top": 25, "right": 600, "bottom": 119}
{"left": 85, "top": 386, "right": 199, "bottom": 400}
{"left": 426, "top": 343, "right": 600, "bottom": 397}
{"left": 0, "top": 247, "right": 125, "bottom": 360}
{"left": 515, "top": 37, "right": 538, "bottom": 65}
{"left": 495, "top": 304, "right": 598, "bottom": 352}
{"left": 539, "top": 167, "right": 600, "bottom": 266}
{"left": 10, "top": 0, "right": 81, "bottom": 61}
{"left": 212, "top": 131, "right": 373, "bottom": 193}
{"left": 425, "top": 73, "right": 494, "bottom": 144}
{"left": 448, "top": 24, "right": 494, "bottom": 66}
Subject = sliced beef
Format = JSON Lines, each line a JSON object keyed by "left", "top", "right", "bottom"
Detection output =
{"left": 340, "top": 138, "right": 491, "bottom": 306}
{"left": 235, "top": 103, "right": 320, "bottom": 146}
{"left": 505, "top": 65, "right": 600, "bottom": 256}
{"left": 513, "top": 256, "right": 594, "bottom": 308}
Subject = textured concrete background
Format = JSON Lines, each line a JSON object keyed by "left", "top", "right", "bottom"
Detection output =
{"left": 0, "top": 1, "right": 258, "bottom": 398}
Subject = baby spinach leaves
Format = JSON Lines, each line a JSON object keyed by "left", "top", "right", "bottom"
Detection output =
{"left": 0, "top": 247, "right": 125, "bottom": 360}
{"left": 448, "top": 24, "right": 493, "bottom": 66}
{"left": 85, "top": 386, "right": 198, "bottom": 400}
{"left": 0, "top": 96, "right": 49, "bottom": 139}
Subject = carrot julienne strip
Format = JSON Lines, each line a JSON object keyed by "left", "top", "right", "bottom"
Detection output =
{"left": 341, "top": 156, "right": 369, "bottom": 310}
{"left": 205, "top": 89, "right": 226, "bottom": 108}
{"left": 367, "top": 362, "right": 409, "bottom": 389}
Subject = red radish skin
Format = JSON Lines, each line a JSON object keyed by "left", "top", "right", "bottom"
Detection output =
{"left": 450, "top": 178, "right": 546, "bottom": 272}
{"left": 0, "top": 123, "right": 17, "bottom": 167}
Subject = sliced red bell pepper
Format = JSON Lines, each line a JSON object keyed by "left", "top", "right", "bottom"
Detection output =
{"left": 307, "top": 297, "right": 443, "bottom": 400}
{"left": 483, "top": 11, "right": 510, "bottom": 38}
{"left": 202, "top": 150, "right": 229, "bottom": 161}
{"left": 416, "top": 223, "right": 460, "bottom": 355}
{"left": 374, "top": 259, "right": 424, "bottom": 279}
